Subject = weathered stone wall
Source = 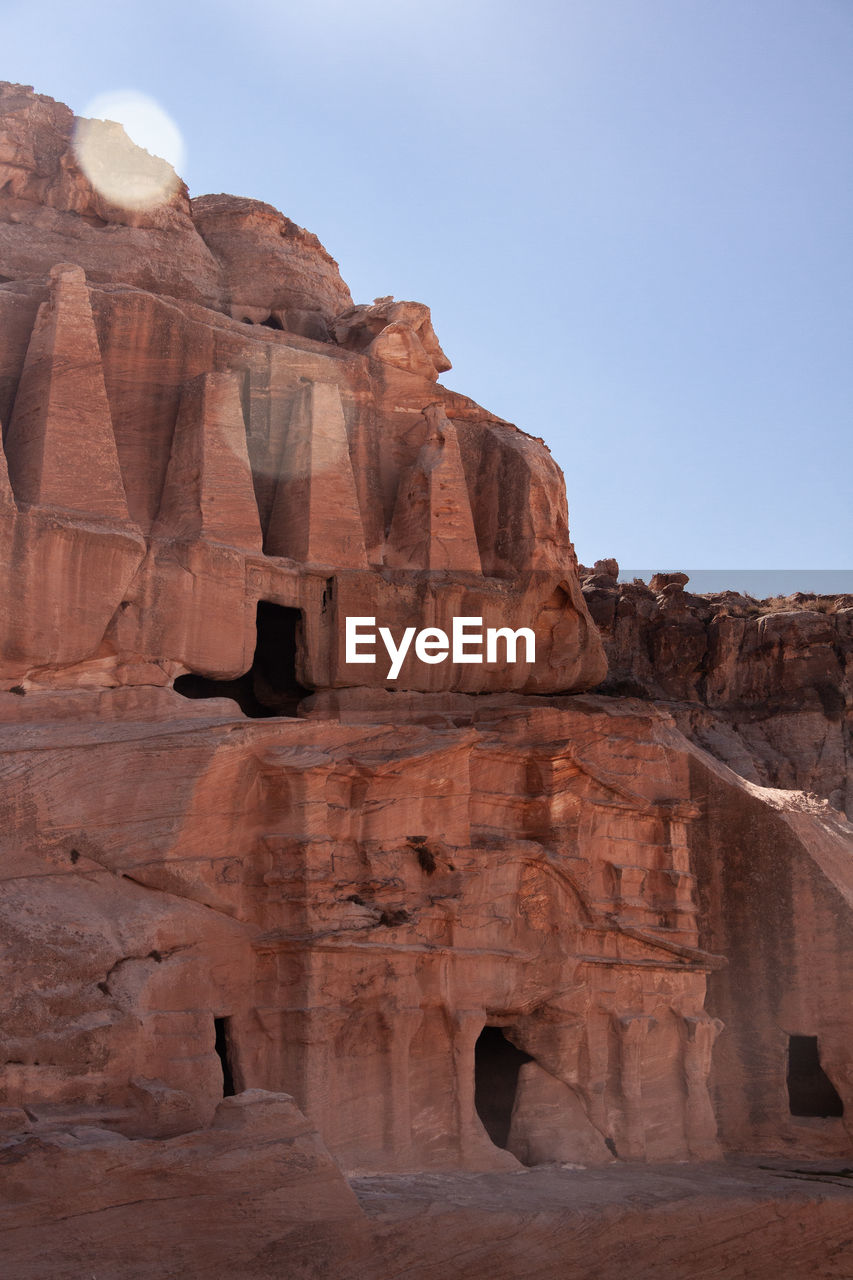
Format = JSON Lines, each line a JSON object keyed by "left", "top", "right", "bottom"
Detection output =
{"left": 0, "top": 692, "right": 728, "bottom": 1170}
{"left": 690, "top": 759, "right": 853, "bottom": 1158}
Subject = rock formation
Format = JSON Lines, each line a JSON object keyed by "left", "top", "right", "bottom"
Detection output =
{"left": 580, "top": 562, "right": 852, "bottom": 817}
{"left": 0, "top": 84, "right": 850, "bottom": 1278}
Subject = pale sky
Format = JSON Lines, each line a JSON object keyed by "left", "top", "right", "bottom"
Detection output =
{"left": 3, "top": 0, "right": 851, "bottom": 579}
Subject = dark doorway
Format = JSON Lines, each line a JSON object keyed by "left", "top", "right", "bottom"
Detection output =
{"left": 474, "top": 1025, "right": 533, "bottom": 1150}
{"left": 174, "top": 602, "right": 308, "bottom": 718}
{"left": 214, "top": 1016, "right": 237, "bottom": 1097}
{"left": 787, "top": 1035, "right": 844, "bottom": 1117}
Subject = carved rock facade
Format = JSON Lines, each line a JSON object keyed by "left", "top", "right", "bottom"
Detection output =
{"left": 0, "top": 83, "right": 851, "bottom": 1276}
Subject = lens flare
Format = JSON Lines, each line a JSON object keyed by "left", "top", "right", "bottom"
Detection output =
{"left": 73, "top": 91, "right": 185, "bottom": 211}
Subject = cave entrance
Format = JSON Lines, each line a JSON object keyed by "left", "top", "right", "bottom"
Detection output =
{"left": 214, "top": 1016, "right": 237, "bottom": 1097}
{"left": 787, "top": 1035, "right": 844, "bottom": 1117}
{"left": 174, "top": 602, "right": 308, "bottom": 718}
{"left": 474, "top": 1025, "right": 533, "bottom": 1150}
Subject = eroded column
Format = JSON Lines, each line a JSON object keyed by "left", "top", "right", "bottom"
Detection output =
{"left": 680, "top": 1012, "right": 724, "bottom": 1159}
{"left": 617, "top": 1013, "right": 654, "bottom": 1158}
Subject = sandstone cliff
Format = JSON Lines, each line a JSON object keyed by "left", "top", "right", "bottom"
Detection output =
{"left": 0, "top": 85, "right": 850, "bottom": 1280}
{"left": 581, "top": 562, "right": 852, "bottom": 818}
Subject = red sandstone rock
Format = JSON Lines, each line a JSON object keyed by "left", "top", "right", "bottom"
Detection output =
{"left": 356, "top": 1162, "right": 853, "bottom": 1279}
{"left": 0, "top": 1092, "right": 370, "bottom": 1279}
{"left": 0, "top": 83, "right": 225, "bottom": 308}
{"left": 5, "top": 263, "right": 132, "bottom": 520}
{"left": 192, "top": 193, "right": 353, "bottom": 338}
{"left": 265, "top": 380, "right": 367, "bottom": 566}
{"left": 0, "top": 85, "right": 606, "bottom": 696}
{"left": 581, "top": 567, "right": 852, "bottom": 818}
{"left": 0, "top": 696, "right": 713, "bottom": 1167}
{"left": 1, "top": 690, "right": 848, "bottom": 1178}
{"left": 333, "top": 296, "right": 452, "bottom": 379}
{"left": 153, "top": 370, "right": 263, "bottom": 551}
{"left": 385, "top": 403, "right": 481, "bottom": 571}
{"left": 0, "top": 83, "right": 850, "bottom": 1280}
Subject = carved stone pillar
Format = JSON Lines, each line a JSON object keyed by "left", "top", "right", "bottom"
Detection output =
{"left": 450, "top": 1010, "right": 484, "bottom": 1161}
{"left": 295, "top": 1006, "right": 343, "bottom": 1131}
{"left": 680, "top": 1013, "right": 724, "bottom": 1158}
{"left": 387, "top": 1008, "right": 423, "bottom": 1164}
{"left": 617, "top": 1013, "right": 654, "bottom": 1158}
{"left": 581, "top": 1011, "right": 611, "bottom": 1137}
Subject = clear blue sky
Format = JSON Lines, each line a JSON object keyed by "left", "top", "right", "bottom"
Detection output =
{"left": 3, "top": 0, "right": 851, "bottom": 573}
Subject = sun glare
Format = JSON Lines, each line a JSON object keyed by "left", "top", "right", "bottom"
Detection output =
{"left": 72, "top": 90, "right": 186, "bottom": 211}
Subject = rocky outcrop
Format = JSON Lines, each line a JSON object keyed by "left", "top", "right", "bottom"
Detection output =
{"left": 0, "top": 87, "right": 605, "bottom": 698}
{"left": 333, "top": 296, "right": 452, "bottom": 380}
{"left": 6, "top": 1129, "right": 853, "bottom": 1279}
{"left": 0, "top": 1092, "right": 370, "bottom": 1279}
{"left": 580, "top": 562, "right": 853, "bottom": 817}
{"left": 0, "top": 83, "right": 224, "bottom": 308}
{"left": 191, "top": 194, "right": 353, "bottom": 339}
{"left": 0, "top": 83, "right": 851, "bottom": 1280}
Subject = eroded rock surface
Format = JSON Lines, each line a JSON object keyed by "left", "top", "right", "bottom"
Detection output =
{"left": 0, "top": 85, "right": 605, "bottom": 697}
{"left": 0, "top": 1092, "right": 370, "bottom": 1280}
{"left": 580, "top": 563, "right": 853, "bottom": 817}
{"left": 0, "top": 84, "right": 851, "bottom": 1280}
